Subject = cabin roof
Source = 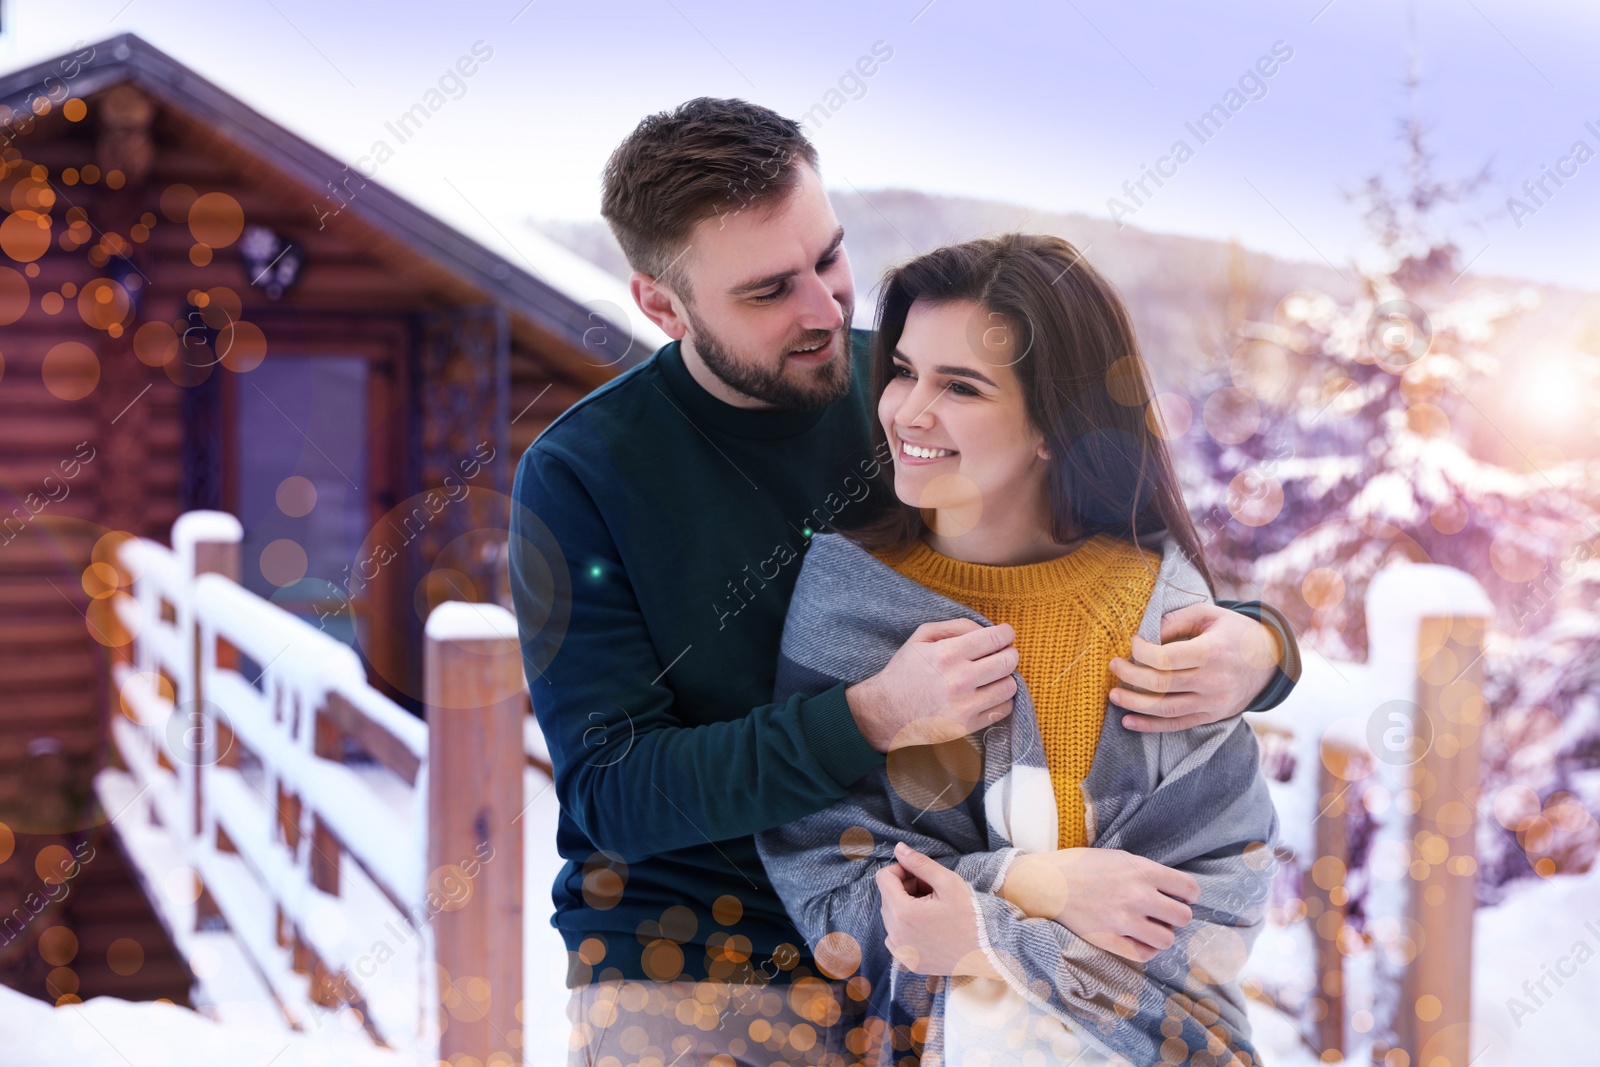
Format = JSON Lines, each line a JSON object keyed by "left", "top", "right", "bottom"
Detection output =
{"left": 0, "top": 33, "right": 666, "bottom": 363}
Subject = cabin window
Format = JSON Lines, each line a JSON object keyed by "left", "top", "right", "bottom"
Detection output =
{"left": 235, "top": 355, "right": 370, "bottom": 650}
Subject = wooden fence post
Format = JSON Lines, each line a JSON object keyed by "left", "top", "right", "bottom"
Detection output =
{"left": 1312, "top": 739, "right": 1352, "bottom": 1057}
{"left": 425, "top": 601, "right": 525, "bottom": 1065}
{"left": 1396, "top": 614, "right": 1488, "bottom": 1067}
{"left": 173, "top": 512, "right": 241, "bottom": 838}
{"left": 1364, "top": 566, "right": 1492, "bottom": 1067}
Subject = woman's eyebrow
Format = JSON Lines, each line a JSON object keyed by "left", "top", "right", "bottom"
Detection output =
{"left": 892, "top": 349, "right": 999, "bottom": 388}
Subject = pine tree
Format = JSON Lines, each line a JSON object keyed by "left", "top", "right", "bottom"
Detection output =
{"left": 1175, "top": 122, "right": 1600, "bottom": 897}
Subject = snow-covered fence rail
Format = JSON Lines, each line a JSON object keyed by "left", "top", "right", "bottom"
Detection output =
{"left": 99, "top": 511, "right": 527, "bottom": 1065}
{"left": 1247, "top": 563, "right": 1492, "bottom": 1066}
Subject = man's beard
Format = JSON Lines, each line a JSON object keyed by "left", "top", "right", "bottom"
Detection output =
{"left": 684, "top": 302, "right": 855, "bottom": 411}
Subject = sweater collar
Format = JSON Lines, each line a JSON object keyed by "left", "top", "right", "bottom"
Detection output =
{"left": 891, "top": 534, "right": 1151, "bottom": 600}
{"left": 654, "top": 339, "right": 831, "bottom": 440}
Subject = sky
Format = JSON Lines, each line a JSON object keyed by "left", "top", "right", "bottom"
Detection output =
{"left": 1, "top": 0, "right": 1598, "bottom": 290}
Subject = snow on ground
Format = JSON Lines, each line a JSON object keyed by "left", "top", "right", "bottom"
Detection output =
{"left": 30, "top": 743, "right": 1600, "bottom": 1066}
{"left": 1467, "top": 862, "right": 1600, "bottom": 1066}
{"left": 1237, "top": 862, "right": 1600, "bottom": 1066}
{"left": 1247, "top": 998, "right": 1344, "bottom": 1067}
{"left": 520, "top": 766, "right": 576, "bottom": 1066}
{"left": 0, "top": 983, "right": 403, "bottom": 1067}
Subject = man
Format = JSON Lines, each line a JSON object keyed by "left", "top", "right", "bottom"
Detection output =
{"left": 508, "top": 97, "right": 1300, "bottom": 1066}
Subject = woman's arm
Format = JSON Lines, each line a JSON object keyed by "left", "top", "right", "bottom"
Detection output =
{"left": 996, "top": 846, "right": 1200, "bottom": 962}
{"left": 964, "top": 717, "right": 1279, "bottom": 1065}
{"left": 754, "top": 763, "right": 1019, "bottom": 987}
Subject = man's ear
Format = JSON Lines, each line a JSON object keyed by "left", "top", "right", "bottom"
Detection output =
{"left": 631, "top": 271, "right": 689, "bottom": 340}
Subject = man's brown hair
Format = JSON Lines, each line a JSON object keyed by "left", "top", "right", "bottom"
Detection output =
{"left": 600, "top": 97, "right": 820, "bottom": 296}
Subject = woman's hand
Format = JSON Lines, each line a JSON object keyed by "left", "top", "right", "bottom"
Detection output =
{"left": 876, "top": 843, "right": 998, "bottom": 978}
{"left": 999, "top": 848, "right": 1199, "bottom": 963}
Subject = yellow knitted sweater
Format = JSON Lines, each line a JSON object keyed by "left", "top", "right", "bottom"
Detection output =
{"left": 878, "top": 534, "right": 1159, "bottom": 849}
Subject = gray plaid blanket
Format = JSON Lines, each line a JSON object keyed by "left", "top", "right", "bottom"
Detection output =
{"left": 755, "top": 532, "right": 1279, "bottom": 1066}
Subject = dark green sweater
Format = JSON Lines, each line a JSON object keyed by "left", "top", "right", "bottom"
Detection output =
{"left": 507, "top": 328, "right": 1298, "bottom": 988}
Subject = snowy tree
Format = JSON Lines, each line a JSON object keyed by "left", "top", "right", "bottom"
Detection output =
{"left": 1173, "top": 124, "right": 1600, "bottom": 901}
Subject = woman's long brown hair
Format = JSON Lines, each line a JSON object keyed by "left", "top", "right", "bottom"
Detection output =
{"left": 842, "top": 232, "right": 1214, "bottom": 593}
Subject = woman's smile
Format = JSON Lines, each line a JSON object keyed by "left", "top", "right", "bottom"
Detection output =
{"left": 896, "top": 435, "right": 959, "bottom": 464}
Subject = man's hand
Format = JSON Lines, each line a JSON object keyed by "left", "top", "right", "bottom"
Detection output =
{"left": 876, "top": 843, "right": 997, "bottom": 978}
{"left": 846, "top": 619, "right": 1018, "bottom": 752}
{"left": 1108, "top": 603, "right": 1282, "bottom": 732}
{"left": 998, "top": 848, "right": 1199, "bottom": 963}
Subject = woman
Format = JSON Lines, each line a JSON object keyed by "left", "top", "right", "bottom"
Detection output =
{"left": 755, "top": 234, "right": 1278, "bottom": 1067}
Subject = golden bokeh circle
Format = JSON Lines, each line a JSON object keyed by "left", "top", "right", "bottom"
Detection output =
{"left": 914, "top": 472, "right": 983, "bottom": 535}
{"left": 1185, "top": 926, "right": 1248, "bottom": 985}
{"left": 93, "top": 529, "right": 140, "bottom": 584}
{"left": 118, "top": 670, "right": 173, "bottom": 726}
{"left": 133, "top": 320, "right": 180, "bottom": 367}
{"left": 1146, "top": 392, "right": 1192, "bottom": 440}
{"left": 219, "top": 320, "right": 268, "bottom": 373}
{"left": 1226, "top": 471, "right": 1283, "bottom": 527}
{"left": 200, "top": 286, "right": 243, "bottom": 328}
{"left": 427, "top": 863, "right": 473, "bottom": 912}
{"left": 839, "top": 826, "right": 874, "bottom": 860}
{"left": 164, "top": 866, "right": 205, "bottom": 905}
{"left": 711, "top": 894, "right": 743, "bottom": 926}
{"left": 77, "top": 277, "right": 132, "bottom": 331}
{"left": 35, "top": 843, "right": 76, "bottom": 885}
{"left": 0, "top": 264, "right": 29, "bottom": 325}
{"left": 276, "top": 475, "right": 318, "bottom": 517}
{"left": 1429, "top": 497, "right": 1468, "bottom": 535}
{"left": 42, "top": 341, "right": 100, "bottom": 401}
{"left": 887, "top": 735, "right": 981, "bottom": 811}
{"left": 1, "top": 209, "right": 52, "bottom": 262}
{"left": 87, "top": 592, "right": 137, "bottom": 648}
{"left": 641, "top": 939, "right": 684, "bottom": 982}
{"left": 1202, "top": 387, "right": 1260, "bottom": 445}
{"left": 1230, "top": 340, "right": 1291, "bottom": 400}
{"left": 10, "top": 177, "right": 56, "bottom": 212}
{"left": 1311, "top": 855, "right": 1347, "bottom": 891}
{"left": 576, "top": 937, "right": 606, "bottom": 966}
{"left": 47, "top": 967, "right": 79, "bottom": 998}
{"left": 581, "top": 851, "right": 627, "bottom": 911}
{"left": 39, "top": 925, "right": 79, "bottom": 966}
{"left": 259, "top": 538, "right": 309, "bottom": 587}
{"left": 188, "top": 191, "right": 245, "bottom": 248}
{"left": 1489, "top": 527, "right": 1544, "bottom": 583}
{"left": 1405, "top": 402, "right": 1449, "bottom": 439}
{"left": 659, "top": 904, "right": 697, "bottom": 944}
{"left": 814, "top": 932, "right": 862, "bottom": 979}
{"left": 81, "top": 560, "right": 120, "bottom": 600}
{"left": 106, "top": 937, "right": 145, "bottom": 976}
{"left": 1105, "top": 356, "right": 1149, "bottom": 407}
{"left": 1301, "top": 567, "right": 1345, "bottom": 610}
{"left": 160, "top": 183, "right": 197, "bottom": 223}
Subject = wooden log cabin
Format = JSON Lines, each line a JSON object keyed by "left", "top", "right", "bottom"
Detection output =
{"left": 0, "top": 33, "right": 658, "bottom": 1007}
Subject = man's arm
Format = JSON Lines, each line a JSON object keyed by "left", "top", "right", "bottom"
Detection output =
{"left": 509, "top": 446, "right": 884, "bottom": 864}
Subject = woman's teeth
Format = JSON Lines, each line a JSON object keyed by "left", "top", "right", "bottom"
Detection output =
{"left": 901, "top": 442, "right": 955, "bottom": 459}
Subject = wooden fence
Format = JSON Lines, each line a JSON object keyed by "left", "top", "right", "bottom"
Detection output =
{"left": 93, "top": 508, "right": 1497, "bottom": 1066}
{"left": 98, "top": 509, "right": 534, "bottom": 1065}
{"left": 1247, "top": 563, "right": 1492, "bottom": 1067}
